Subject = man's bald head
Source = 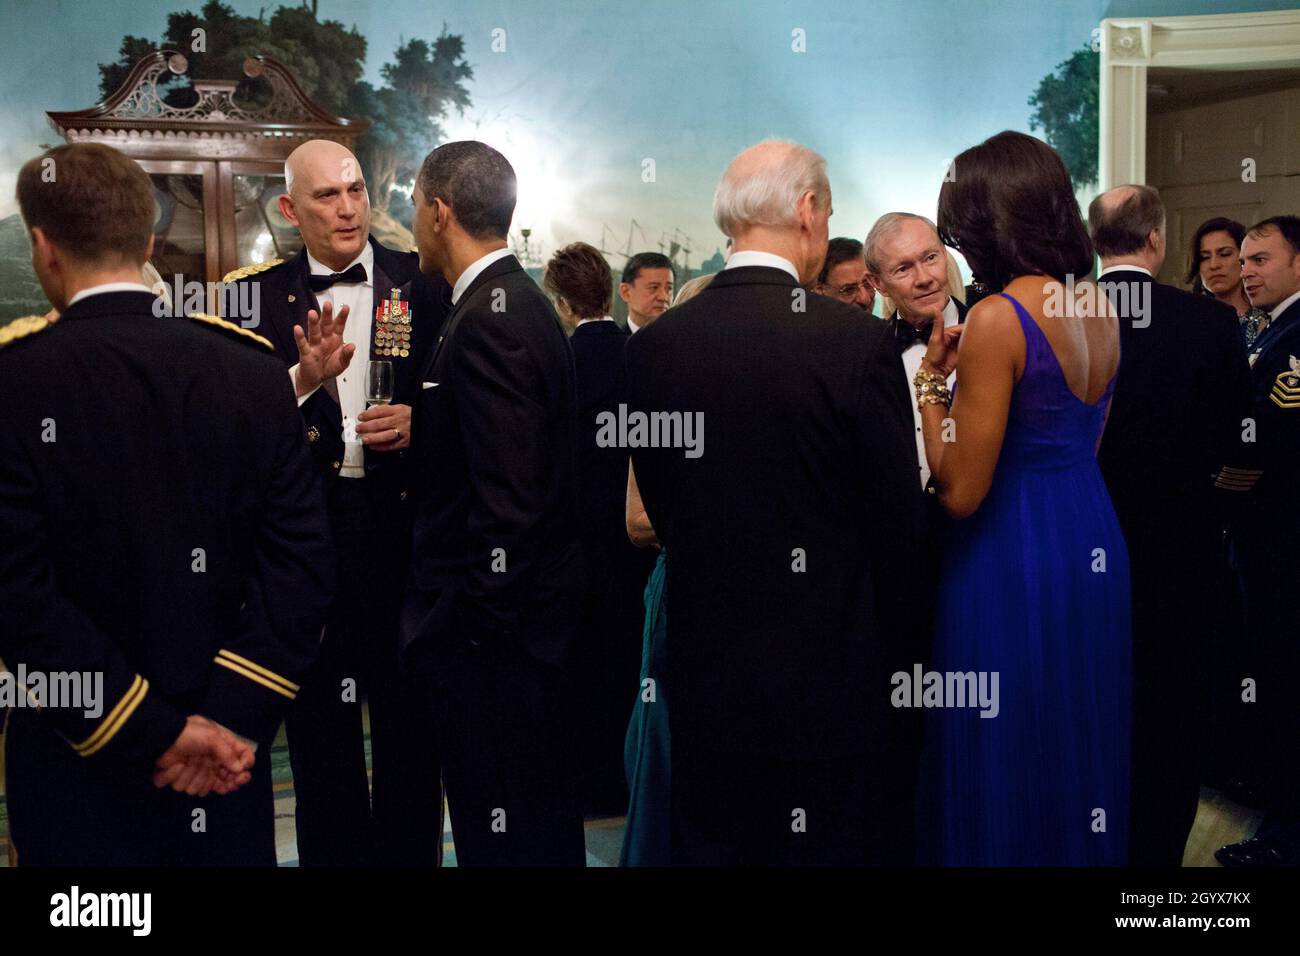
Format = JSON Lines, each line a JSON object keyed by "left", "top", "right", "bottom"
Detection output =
{"left": 279, "top": 139, "right": 370, "bottom": 271}
{"left": 1088, "top": 184, "right": 1165, "bottom": 259}
{"left": 284, "top": 139, "right": 359, "bottom": 196}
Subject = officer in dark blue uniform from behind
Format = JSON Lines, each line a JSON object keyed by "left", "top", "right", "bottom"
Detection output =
{"left": 222, "top": 139, "right": 450, "bottom": 867}
{"left": 0, "top": 142, "right": 332, "bottom": 865}
{"left": 1214, "top": 215, "right": 1300, "bottom": 868}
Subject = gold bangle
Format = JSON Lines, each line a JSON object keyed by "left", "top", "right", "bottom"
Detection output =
{"left": 913, "top": 367, "right": 951, "bottom": 406}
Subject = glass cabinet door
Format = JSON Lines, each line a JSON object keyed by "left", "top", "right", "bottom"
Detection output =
{"left": 139, "top": 160, "right": 219, "bottom": 287}
{"left": 219, "top": 162, "right": 303, "bottom": 277}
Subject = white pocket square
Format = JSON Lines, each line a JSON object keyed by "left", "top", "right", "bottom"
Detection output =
{"left": 422, "top": 381, "right": 439, "bottom": 390}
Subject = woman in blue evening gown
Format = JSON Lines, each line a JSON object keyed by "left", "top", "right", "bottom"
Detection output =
{"left": 913, "top": 131, "right": 1131, "bottom": 866}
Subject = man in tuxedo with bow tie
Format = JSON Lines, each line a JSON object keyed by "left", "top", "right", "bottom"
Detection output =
{"left": 223, "top": 139, "right": 450, "bottom": 866}
{"left": 402, "top": 140, "right": 586, "bottom": 865}
{"left": 863, "top": 211, "right": 968, "bottom": 861}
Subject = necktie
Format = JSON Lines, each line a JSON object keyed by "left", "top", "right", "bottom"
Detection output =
{"left": 308, "top": 263, "right": 367, "bottom": 292}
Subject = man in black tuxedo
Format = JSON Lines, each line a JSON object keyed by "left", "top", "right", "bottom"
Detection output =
{"left": 625, "top": 140, "right": 921, "bottom": 865}
{"left": 223, "top": 139, "right": 449, "bottom": 867}
{"left": 1, "top": 143, "right": 332, "bottom": 865}
{"left": 403, "top": 140, "right": 586, "bottom": 865}
{"left": 863, "top": 211, "right": 969, "bottom": 862}
{"left": 1089, "top": 185, "right": 1252, "bottom": 866}
{"left": 544, "top": 242, "right": 657, "bottom": 815}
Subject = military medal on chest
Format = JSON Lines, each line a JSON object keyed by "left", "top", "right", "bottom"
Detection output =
{"left": 373, "top": 288, "right": 412, "bottom": 358}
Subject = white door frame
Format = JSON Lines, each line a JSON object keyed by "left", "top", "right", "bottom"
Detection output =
{"left": 1099, "top": 9, "right": 1300, "bottom": 189}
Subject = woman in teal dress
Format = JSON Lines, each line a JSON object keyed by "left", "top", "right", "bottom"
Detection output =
{"left": 619, "top": 274, "right": 714, "bottom": 867}
{"left": 619, "top": 462, "right": 670, "bottom": 866}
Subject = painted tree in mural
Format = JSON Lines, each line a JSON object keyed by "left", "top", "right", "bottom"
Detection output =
{"left": 97, "top": 0, "right": 472, "bottom": 213}
{"left": 1028, "top": 45, "right": 1099, "bottom": 190}
{"left": 351, "top": 33, "right": 473, "bottom": 219}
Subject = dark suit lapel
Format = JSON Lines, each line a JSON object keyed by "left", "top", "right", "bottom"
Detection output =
{"left": 422, "top": 253, "right": 524, "bottom": 380}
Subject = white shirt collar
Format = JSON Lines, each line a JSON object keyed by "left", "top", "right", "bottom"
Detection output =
{"left": 67, "top": 282, "right": 154, "bottom": 308}
{"left": 1098, "top": 263, "right": 1152, "bottom": 279}
{"left": 577, "top": 315, "right": 615, "bottom": 327}
{"left": 627, "top": 313, "right": 642, "bottom": 333}
{"left": 306, "top": 241, "right": 373, "bottom": 286}
{"left": 723, "top": 250, "right": 799, "bottom": 282}
{"left": 452, "top": 247, "right": 515, "bottom": 305}
{"left": 1269, "top": 288, "right": 1300, "bottom": 322}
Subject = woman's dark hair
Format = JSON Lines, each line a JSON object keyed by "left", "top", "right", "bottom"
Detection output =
{"left": 937, "top": 130, "right": 1093, "bottom": 291}
{"left": 543, "top": 241, "right": 613, "bottom": 318}
{"left": 1184, "top": 216, "right": 1246, "bottom": 287}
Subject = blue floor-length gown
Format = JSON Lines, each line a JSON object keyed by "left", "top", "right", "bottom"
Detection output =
{"left": 915, "top": 291, "right": 1132, "bottom": 866}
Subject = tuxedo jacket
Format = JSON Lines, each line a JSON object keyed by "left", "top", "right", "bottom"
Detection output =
{"left": 405, "top": 254, "right": 584, "bottom": 667}
{"left": 0, "top": 291, "right": 332, "bottom": 761}
{"left": 225, "top": 236, "right": 451, "bottom": 551}
{"left": 624, "top": 265, "right": 922, "bottom": 759}
{"left": 569, "top": 320, "right": 657, "bottom": 646}
{"left": 1096, "top": 270, "right": 1251, "bottom": 537}
{"left": 570, "top": 320, "right": 633, "bottom": 550}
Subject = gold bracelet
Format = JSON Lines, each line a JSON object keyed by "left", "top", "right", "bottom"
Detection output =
{"left": 913, "top": 366, "right": 951, "bottom": 407}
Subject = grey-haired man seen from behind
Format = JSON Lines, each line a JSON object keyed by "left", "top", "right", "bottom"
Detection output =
{"left": 625, "top": 139, "right": 921, "bottom": 865}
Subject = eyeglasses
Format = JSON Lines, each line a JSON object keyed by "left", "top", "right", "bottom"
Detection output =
{"left": 832, "top": 281, "right": 873, "bottom": 300}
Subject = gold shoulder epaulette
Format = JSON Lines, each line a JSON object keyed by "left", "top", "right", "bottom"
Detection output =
{"left": 187, "top": 312, "right": 275, "bottom": 352}
{"left": 0, "top": 315, "right": 52, "bottom": 349}
{"left": 222, "top": 259, "right": 284, "bottom": 284}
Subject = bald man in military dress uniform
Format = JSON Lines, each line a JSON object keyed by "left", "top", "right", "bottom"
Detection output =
{"left": 222, "top": 139, "right": 450, "bottom": 866}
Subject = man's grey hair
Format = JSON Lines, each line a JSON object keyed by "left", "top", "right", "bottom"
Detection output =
{"left": 864, "top": 212, "right": 939, "bottom": 274}
{"left": 712, "top": 140, "right": 830, "bottom": 239}
{"left": 1087, "top": 184, "right": 1165, "bottom": 258}
{"left": 284, "top": 159, "right": 295, "bottom": 194}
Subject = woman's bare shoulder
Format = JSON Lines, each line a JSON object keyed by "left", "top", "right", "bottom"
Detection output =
{"left": 964, "top": 292, "right": 1021, "bottom": 339}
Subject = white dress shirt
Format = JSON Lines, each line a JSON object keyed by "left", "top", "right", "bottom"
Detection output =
{"left": 66, "top": 281, "right": 153, "bottom": 308}
{"left": 576, "top": 315, "right": 615, "bottom": 327}
{"left": 452, "top": 247, "right": 515, "bottom": 305}
{"left": 1097, "top": 263, "right": 1152, "bottom": 279}
{"left": 626, "top": 313, "right": 641, "bottom": 334}
{"left": 1269, "top": 288, "right": 1300, "bottom": 323}
{"left": 724, "top": 250, "right": 800, "bottom": 282}
{"left": 902, "top": 296, "right": 960, "bottom": 490}
{"left": 289, "top": 243, "right": 375, "bottom": 477}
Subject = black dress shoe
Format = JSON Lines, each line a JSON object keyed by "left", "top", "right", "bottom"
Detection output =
{"left": 1215, "top": 836, "right": 1298, "bottom": 868}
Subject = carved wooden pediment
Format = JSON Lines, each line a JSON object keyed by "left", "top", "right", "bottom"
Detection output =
{"left": 48, "top": 50, "right": 369, "bottom": 152}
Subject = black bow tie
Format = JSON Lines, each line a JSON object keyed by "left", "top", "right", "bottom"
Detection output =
{"left": 308, "top": 263, "right": 367, "bottom": 292}
{"left": 895, "top": 317, "right": 933, "bottom": 349}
